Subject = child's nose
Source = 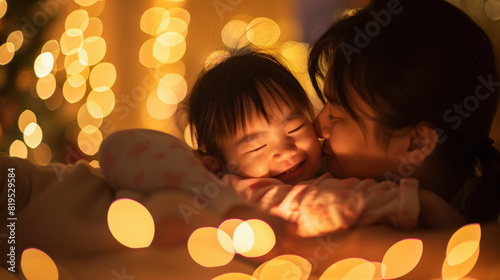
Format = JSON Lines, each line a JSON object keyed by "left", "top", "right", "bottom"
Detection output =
{"left": 273, "top": 138, "right": 297, "bottom": 162}
{"left": 314, "top": 107, "right": 331, "bottom": 140}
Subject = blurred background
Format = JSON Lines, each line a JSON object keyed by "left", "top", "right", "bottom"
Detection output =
{"left": 0, "top": 0, "right": 499, "bottom": 166}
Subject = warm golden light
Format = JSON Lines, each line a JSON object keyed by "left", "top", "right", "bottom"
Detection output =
{"left": 75, "top": 0, "right": 99, "bottom": 6}
{"left": 21, "top": 248, "right": 59, "bottom": 280}
{"left": 44, "top": 87, "right": 64, "bottom": 111}
{"left": 139, "top": 38, "right": 162, "bottom": 68}
{"left": 154, "top": 32, "right": 186, "bottom": 63}
{"left": 319, "top": 258, "right": 374, "bottom": 280}
{"left": 485, "top": 0, "right": 500, "bottom": 21}
{"left": 36, "top": 73, "right": 57, "bottom": 100}
{"left": 84, "top": 0, "right": 105, "bottom": 17}
{"left": 0, "top": 0, "right": 7, "bottom": 19}
{"left": 33, "top": 142, "right": 52, "bottom": 166}
{"left": 7, "top": 30, "right": 23, "bottom": 51}
{"left": 59, "top": 29, "right": 84, "bottom": 55}
{"left": 280, "top": 41, "right": 309, "bottom": 73}
{"left": 84, "top": 17, "right": 103, "bottom": 38}
{"left": 63, "top": 75, "right": 87, "bottom": 103}
{"left": 217, "top": 219, "right": 244, "bottom": 253}
{"left": 381, "top": 238, "right": 422, "bottom": 279}
{"left": 89, "top": 62, "right": 116, "bottom": 91}
{"left": 146, "top": 91, "right": 177, "bottom": 120}
{"left": 64, "top": 50, "right": 86, "bottom": 75}
{"left": 184, "top": 124, "right": 195, "bottom": 148}
{"left": 78, "top": 126, "right": 102, "bottom": 155}
{"left": 87, "top": 88, "right": 115, "bottom": 118}
{"left": 234, "top": 219, "right": 276, "bottom": 258}
{"left": 247, "top": 17, "right": 280, "bottom": 47}
{"left": 89, "top": 160, "right": 100, "bottom": 168}
{"left": 0, "top": 42, "right": 15, "bottom": 65}
{"left": 78, "top": 104, "right": 102, "bottom": 133}
{"left": 157, "top": 73, "right": 187, "bottom": 104}
{"left": 141, "top": 7, "right": 169, "bottom": 35}
{"left": 212, "top": 273, "right": 256, "bottom": 280}
{"left": 187, "top": 227, "right": 235, "bottom": 267}
{"left": 442, "top": 224, "right": 481, "bottom": 280}
{"left": 81, "top": 36, "right": 106, "bottom": 65}
{"left": 65, "top": 9, "right": 89, "bottom": 31}
{"left": 18, "top": 110, "right": 37, "bottom": 132}
{"left": 254, "top": 255, "right": 312, "bottom": 280}
{"left": 41, "top": 40, "right": 60, "bottom": 62}
{"left": 107, "top": 198, "right": 155, "bottom": 248}
{"left": 205, "top": 50, "right": 230, "bottom": 70}
{"left": 34, "top": 52, "right": 54, "bottom": 78}
{"left": 157, "top": 17, "right": 188, "bottom": 37}
{"left": 9, "top": 140, "right": 28, "bottom": 158}
{"left": 221, "top": 20, "right": 249, "bottom": 49}
{"left": 24, "top": 122, "right": 43, "bottom": 149}
{"left": 168, "top": 7, "right": 191, "bottom": 25}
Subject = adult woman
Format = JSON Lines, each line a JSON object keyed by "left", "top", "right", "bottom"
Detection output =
{"left": 309, "top": 0, "right": 500, "bottom": 223}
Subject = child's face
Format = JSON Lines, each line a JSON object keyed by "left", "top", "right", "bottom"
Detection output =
{"left": 220, "top": 97, "right": 322, "bottom": 185}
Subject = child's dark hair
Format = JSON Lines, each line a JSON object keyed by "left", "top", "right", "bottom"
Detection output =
{"left": 189, "top": 51, "right": 313, "bottom": 161}
{"left": 308, "top": 0, "right": 500, "bottom": 222}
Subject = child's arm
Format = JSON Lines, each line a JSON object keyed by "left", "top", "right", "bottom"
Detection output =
{"left": 98, "top": 129, "right": 251, "bottom": 218}
{"left": 224, "top": 174, "right": 423, "bottom": 237}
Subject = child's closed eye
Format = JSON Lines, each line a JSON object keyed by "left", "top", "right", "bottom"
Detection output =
{"left": 247, "top": 145, "right": 267, "bottom": 153}
{"left": 288, "top": 123, "right": 304, "bottom": 134}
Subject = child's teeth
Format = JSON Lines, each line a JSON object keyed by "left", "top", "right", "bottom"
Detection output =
{"left": 284, "top": 163, "right": 299, "bottom": 174}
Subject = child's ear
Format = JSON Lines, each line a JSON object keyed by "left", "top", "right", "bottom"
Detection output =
{"left": 200, "top": 154, "right": 223, "bottom": 173}
{"left": 403, "top": 122, "right": 439, "bottom": 164}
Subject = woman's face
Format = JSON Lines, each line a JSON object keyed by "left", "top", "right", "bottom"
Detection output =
{"left": 313, "top": 101, "right": 408, "bottom": 181}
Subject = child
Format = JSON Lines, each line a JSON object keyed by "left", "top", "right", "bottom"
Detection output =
{"left": 99, "top": 52, "right": 463, "bottom": 237}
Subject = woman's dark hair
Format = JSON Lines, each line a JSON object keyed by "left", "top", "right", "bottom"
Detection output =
{"left": 308, "top": 0, "right": 500, "bottom": 222}
{"left": 188, "top": 51, "right": 313, "bottom": 161}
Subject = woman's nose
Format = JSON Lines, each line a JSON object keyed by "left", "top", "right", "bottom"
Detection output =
{"left": 314, "top": 106, "right": 331, "bottom": 140}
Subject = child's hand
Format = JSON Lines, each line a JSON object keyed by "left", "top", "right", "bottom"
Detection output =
{"left": 418, "top": 189, "right": 466, "bottom": 228}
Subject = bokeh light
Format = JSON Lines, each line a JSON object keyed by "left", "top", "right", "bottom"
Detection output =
{"left": 63, "top": 75, "right": 87, "bottom": 103}
{"left": 157, "top": 17, "right": 188, "bottom": 37}
{"left": 139, "top": 38, "right": 162, "bottom": 68}
{"left": 9, "top": 140, "right": 28, "bottom": 158}
{"left": 41, "top": 40, "right": 61, "bottom": 62}
{"left": 0, "top": 42, "right": 15, "bottom": 65}
{"left": 319, "top": 258, "right": 375, "bottom": 280}
{"left": 0, "top": 0, "right": 7, "bottom": 19}
{"left": 168, "top": 7, "right": 190, "bottom": 25}
{"left": 146, "top": 91, "right": 177, "bottom": 120}
{"left": 78, "top": 104, "right": 103, "bottom": 133}
{"left": 60, "top": 29, "right": 84, "bottom": 55}
{"left": 221, "top": 20, "right": 249, "bottom": 49}
{"left": 34, "top": 52, "right": 54, "bottom": 78}
{"left": 64, "top": 50, "right": 87, "bottom": 75}
{"left": 442, "top": 224, "right": 481, "bottom": 280}
{"left": 81, "top": 36, "right": 106, "bottom": 65}
{"left": 7, "top": 30, "right": 23, "bottom": 51}
{"left": 77, "top": 126, "right": 103, "bottom": 155}
{"left": 381, "top": 238, "right": 423, "bottom": 279}
{"left": 65, "top": 9, "right": 90, "bottom": 31}
{"left": 21, "top": 248, "right": 59, "bottom": 280}
{"left": 153, "top": 32, "right": 186, "bottom": 63}
{"left": 233, "top": 219, "right": 275, "bottom": 258}
{"left": 36, "top": 73, "right": 57, "bottom": 100}
{"left": 87, "top": 88, "right": 116, "bottom": 118}
{"left": 24, "top": 122, "right": 43, "bottom": 149}
{"left": 83, "top": 17, "right": 103, "bottom": 37}
{"left": 141, "top": 7, "right": 169, "bottom": 35}
{"left": 157, "top": 73, "right": 187, "bottom": 104}
{"left": 485, "top": 0, "right": 500, "bottom": 21}
{"left": 75, "top": 0, "right": 99, "bottom": 6}
{"left": 254, "top": 255, "right": 312, "bottom": 280}
{"left": 247, "top": 17, "right": 280, "bottom": 47}
{"left": 18, "top": 110, "right": 37, "bottom": 132}
{"left": 217, "top": 219, "right": 244, "bottom": 253}
{"left": 107, "top": 198, "right": 155, "bottom": 248}
{"left": 212, "top": 273, "right": 256, "bottom": 280}
{"left": 89, "top": 62, "right": 116, "bottom": 91}
{"left": 33, "top": 142, "right": 52, "bottom": 166}
{"left": 187, "top": 227, "right": 235, "bottom": 267}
